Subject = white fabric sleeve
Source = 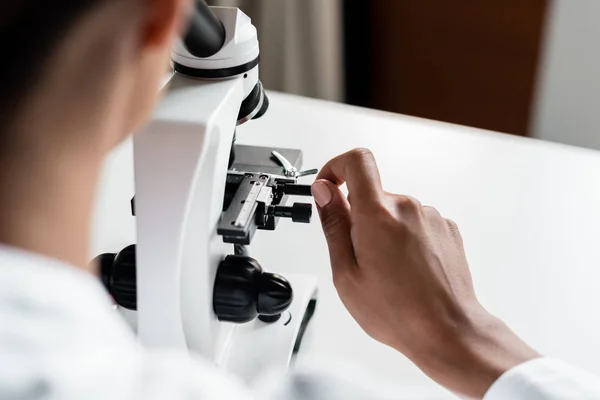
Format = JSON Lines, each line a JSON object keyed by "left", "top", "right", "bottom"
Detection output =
{"left": 484, "top": 358, "right": 600, "bottom": 400}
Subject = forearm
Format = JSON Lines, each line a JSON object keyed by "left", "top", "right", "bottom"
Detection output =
{"left": 412, "top": 309, "right": 540, "bottom": 399}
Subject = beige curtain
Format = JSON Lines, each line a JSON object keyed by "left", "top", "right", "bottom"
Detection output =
{"left": 210, "top": 0, "right": 345, "bottom": 102}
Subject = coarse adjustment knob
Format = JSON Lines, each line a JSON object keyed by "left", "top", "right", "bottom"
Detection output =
{"left": 95, "top": 244, "right": 137, "bottom": 310}
{"left": 213, "top": 255, "right": 293, "bottom": 323}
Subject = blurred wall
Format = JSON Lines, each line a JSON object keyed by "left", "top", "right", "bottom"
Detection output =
{"left": 533, "top": 0, "right": 600, "bottom": 150}
{"left": 209, "top": 0, "right": 345, "bottom": 102}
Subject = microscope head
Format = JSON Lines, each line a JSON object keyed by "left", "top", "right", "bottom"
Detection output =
{"left": 171, "top": 1, "right": 269, "bottom": 125}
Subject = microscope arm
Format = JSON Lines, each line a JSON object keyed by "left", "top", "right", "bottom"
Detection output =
{"left": 134, "top": 73, "right": 243, "bottom": 355}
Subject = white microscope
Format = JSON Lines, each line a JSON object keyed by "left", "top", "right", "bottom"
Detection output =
{"left": 95, "top": 1, "right": 318, "bottom": 383}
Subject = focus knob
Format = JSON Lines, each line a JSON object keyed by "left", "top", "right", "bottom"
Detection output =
{"left": 97, "top": 252, "right": 116, "bottom": 290}
{"left": 290, "top": 203, "right": 312, "bottom": 223}
{"left": 258, "top": 273, "right": 293, "bottom": 315}
{"left": 213, "top": 255, "right": 293, "bottom": 323}
{"left": 267, "top": 203, "right": 313, "bottom": 224}
{"left": 111, "top": 245, "right": 137, "bottom": 310}
{"left": 95, "top": 245, "right": 137, "bottom": 310}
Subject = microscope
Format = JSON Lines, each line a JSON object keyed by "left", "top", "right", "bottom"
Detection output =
{"left": 95, "top": 2, "right": 318, "bottom": 382}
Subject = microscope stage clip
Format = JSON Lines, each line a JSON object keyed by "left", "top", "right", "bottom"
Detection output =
{"left": 271, "top": 150, "right": 318, "bottom": 179}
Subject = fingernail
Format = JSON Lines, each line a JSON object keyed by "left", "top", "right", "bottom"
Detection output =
{"left": 312, "top": 181, "right": 332, "bottom": 208}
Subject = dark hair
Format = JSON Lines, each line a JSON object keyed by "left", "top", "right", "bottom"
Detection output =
{"left": 0, "top": 1, "right": 104, "bottom": 132}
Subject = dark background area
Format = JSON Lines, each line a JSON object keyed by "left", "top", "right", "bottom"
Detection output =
{"left": 344, "top": 0, "right": 550, "bottom": 136}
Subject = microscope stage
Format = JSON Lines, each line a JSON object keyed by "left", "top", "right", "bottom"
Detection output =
{"left": 230, "top": 145, "right": 302, "bottom": 176}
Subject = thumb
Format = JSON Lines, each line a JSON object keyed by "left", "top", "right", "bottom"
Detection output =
{"left": 312, "top": 180, "right": 357, "bottom": 275}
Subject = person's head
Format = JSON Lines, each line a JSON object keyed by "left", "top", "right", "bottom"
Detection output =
{"left": 0, "top": 0, "right": 190, "bottom": 157}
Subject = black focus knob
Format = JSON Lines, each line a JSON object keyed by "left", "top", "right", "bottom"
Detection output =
{"left": 95, "top": 245, "right": 137, "bottom": 310}
{"left": 267, "top": 203, "right": 313, "bottom": 224}
{"left": 258, "top": 272, "right": 294, "bottom": 315}
{"left": 97, "top": 252, "right": 116, "bottom": 290}
{"left": 290, "top": 203, "right": 312, "bottom": 223}
{"left": 213, "top": 255, "right": 293, "bottom": 323}
{"left": 111, "top": 245, "right": 137, "bottom": 310}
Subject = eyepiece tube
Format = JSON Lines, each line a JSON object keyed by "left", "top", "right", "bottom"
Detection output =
{"left": 183, "top": 1, "right": 226, "bottom": 58}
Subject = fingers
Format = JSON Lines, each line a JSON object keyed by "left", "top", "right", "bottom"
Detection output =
{"left": 312, "top": 148, "right": 381, "bottom": 279}
{"left": 316, "top": 148, "right": 384, "bottom": 206}
{"left": 312, "top": 179, "right": 358, "bottom": 276}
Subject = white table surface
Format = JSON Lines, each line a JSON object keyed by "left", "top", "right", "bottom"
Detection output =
{"left": 92, "top": 92, "right": 600, "bottom": 399}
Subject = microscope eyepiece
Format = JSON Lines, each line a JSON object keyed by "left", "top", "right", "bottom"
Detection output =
{"left": 183, "top": 1, "right": 226, "bottom": 58}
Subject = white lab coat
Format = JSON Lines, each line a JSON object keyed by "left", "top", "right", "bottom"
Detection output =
{"left": 1, "top": 244, "right": 599, "bottom": 400}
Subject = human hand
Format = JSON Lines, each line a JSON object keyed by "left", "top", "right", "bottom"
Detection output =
{"left": 311, "top": 148, "right": 539, "bottom": 399}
